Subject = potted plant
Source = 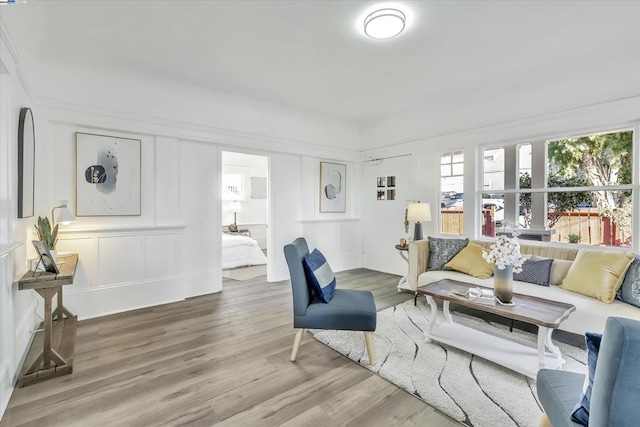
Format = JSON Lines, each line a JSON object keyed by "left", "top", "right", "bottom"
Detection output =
{"left": 568, "top": 234, "right": 580, "bottom": 244}
{"left": 35, "top": 216, "right": 58, "bottom": 251}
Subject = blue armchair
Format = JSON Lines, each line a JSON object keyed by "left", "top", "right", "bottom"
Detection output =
{"left": 284, "top": 238, "right": 377, "bottom": 365}
{"left": 537, "top": 316, "right": 640, "bottom": 427}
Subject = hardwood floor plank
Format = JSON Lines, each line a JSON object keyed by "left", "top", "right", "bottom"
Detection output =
{"left": 1, "top": 269, "right": 459, "bottom": 427}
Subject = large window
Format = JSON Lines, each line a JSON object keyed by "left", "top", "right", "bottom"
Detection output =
{"left": 440, "top": 151, "right": 464, "bottom": 235}
{"left": 481, "top": 129, "right": 634, "bottom": 247}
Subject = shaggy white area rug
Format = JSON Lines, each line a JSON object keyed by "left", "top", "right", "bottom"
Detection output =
{"left": 313, "top": 300, "right": 587, "bottom": 427}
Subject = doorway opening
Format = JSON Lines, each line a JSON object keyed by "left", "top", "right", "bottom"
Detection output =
{"left": 221, "top": 151, "right": 269, "bottom": 282}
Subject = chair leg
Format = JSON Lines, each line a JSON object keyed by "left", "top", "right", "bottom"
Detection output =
{"left": 290, "top": 328, "right": 306, "bottom": 362}
{"left": 363, "top": 331, "right": 376, "bottom": 366}
{"left": 538, "top": 412, "right": 553, "bottom": 427}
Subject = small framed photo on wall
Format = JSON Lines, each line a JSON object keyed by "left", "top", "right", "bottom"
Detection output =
{"left": 76, "top": 132, "right": 141, "bottom": 216}
{"left": 320, "top": 161, "right": 346, "bottom": 213}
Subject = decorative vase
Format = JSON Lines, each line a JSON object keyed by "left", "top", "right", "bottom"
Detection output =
{"left": 493, "top": 264, "right": 513, "bottom": 303}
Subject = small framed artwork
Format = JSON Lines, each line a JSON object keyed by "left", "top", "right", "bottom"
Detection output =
{"left": 320, "top": 161, "right": 346, "bottom": 213}
{"left": 76, "top": 132, "right": 141, "bottom": 216}
{"left": 17, "top": 107, "right": 35, "bottom": 218}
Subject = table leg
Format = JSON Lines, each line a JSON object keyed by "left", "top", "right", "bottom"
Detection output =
{"left": 537, "top": 327, "right": 563, "bottom": 369}
{"left": 41, "top": 288, "right": 56, "bottom": 369}
{"left": 425, "top": 296, "right": 438, "bottom": 342}
{"left": 442, "top": 300, "right": 453, "bottom": 323}
{"left": 54, "top": 287, "right": 63, "bottom": 321}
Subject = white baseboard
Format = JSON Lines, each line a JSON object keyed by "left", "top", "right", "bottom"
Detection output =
{"left": 65, "top": 276, "right": 187, "bottom": 320}
{"left": 182, "top": 271, "right": 221, "bottom": 298}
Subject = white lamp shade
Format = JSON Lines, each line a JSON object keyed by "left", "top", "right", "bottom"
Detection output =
{"left": 229, "top": 201, "right": 242, "bottom": 213}
{"left": 55, "top": 206, "right": 76, "bottom": 225}
{"left": 407, "top": 202, "right": 431, "bottom": 222}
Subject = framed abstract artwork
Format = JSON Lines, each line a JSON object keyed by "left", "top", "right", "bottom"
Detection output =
{"left": 17, "top": 107, "right": 35, "bottom": 218}
{"left": 319, "top": 161, "right": 346, "bottom": 213}
{"left": 76, "top": 133, "right": 141, "bottom": 216}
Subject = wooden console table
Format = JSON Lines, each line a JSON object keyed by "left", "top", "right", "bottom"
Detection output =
{"left": 17, "top": 253, "right": 78, "bottom": 387}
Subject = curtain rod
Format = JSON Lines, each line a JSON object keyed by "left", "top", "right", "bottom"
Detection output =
{"left": 363, "top": 153, "right": 412, "bottom": 163}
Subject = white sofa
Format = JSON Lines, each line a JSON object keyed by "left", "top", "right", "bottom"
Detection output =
{"left": 406, "top": 239, "right": 640, "bottom": 335}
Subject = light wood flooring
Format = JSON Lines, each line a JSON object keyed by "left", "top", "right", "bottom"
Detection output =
{"left": 2, "top": 268, "right": 582, "bottom": 426}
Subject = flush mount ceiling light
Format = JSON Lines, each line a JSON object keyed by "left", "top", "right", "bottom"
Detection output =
{"left": 364, "top": 8, "right": 406, "bottom": 39}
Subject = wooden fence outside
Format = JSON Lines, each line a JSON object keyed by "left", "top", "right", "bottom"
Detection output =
{"left": 441, "top": 208, "right": 630, "bottom": 247}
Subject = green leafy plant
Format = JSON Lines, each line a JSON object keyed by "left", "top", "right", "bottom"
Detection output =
{"left": 35, "top": 216, "right": 58, "bottom": 250}
{"left": 568, "top": 234, "right": 580, "bottom": 244}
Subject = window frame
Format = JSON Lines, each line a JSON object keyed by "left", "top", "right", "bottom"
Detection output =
{"left": 477, "top": 124, "right": 638, "bottom": 248}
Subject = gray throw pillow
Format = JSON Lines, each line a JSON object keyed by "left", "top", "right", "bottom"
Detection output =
{"left": 618, "top": 256, "right": 640, "bottom": 308}
{"left": 428, "top": 237, "right": 469, "bottom": 271}
{"left": 513, "top": 258, "right": 553, "bottom": 286}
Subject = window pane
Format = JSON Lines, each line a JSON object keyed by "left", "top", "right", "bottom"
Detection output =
{"left": 518, "top": 144, "right": 531, "bottom": 179}
{"left": 441, "top": 151, "right": 464, "bottom": 235}
{"left": 480, "top": 193, "right": 504, "bottom": 237}
{"left": 451, "top": 163, "right": 464, "bottom": 175}
{"left": 483, "top": 148, "right": 504, "bottom": 190}
{"left": 547, "top": 130, "right": 633, "bottom": 188}
{"left": 518, "top": 190, "right": 631, "bottom": 247}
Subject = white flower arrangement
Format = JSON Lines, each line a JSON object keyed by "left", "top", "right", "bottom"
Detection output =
{"left": 482, "top": 234, "right": 526, "bottom": 273}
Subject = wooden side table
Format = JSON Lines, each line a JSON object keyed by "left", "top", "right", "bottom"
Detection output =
{"left": 17, "top": 253, "right": 78, "bottom": 387}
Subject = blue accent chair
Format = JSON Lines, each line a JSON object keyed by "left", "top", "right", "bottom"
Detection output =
{"left": 284, "top": 238, "right": 377, "bottom": 365}
{"left": 537, "top": 317, "right": 640, "bottom": 427}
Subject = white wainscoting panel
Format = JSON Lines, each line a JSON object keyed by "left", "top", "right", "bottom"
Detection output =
{"left": 145, "top": 234, "right": 178, "bottom": 280}
{"left": 301, "top": 219, "right": 362, "bottom": 273}
{"left": 57, "top": 226, "right": 186, "bottom": 319}
{"left": 97, "top": 236, "right": 144, "bottom": 287}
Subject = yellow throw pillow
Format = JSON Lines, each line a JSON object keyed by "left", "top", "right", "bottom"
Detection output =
{"left": 445, "top": 243, "right": 493, "bottom": 279}
{"left": 561, "top": 250, "right": 636, "bottom": 303}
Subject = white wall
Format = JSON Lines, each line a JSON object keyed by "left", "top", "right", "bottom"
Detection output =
{"left": 0, "top": 34, "right": 40, "bottom": 418}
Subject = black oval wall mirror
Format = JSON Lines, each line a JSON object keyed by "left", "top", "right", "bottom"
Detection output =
{"left": 18, "top": 107, "right": 35, "bottom": 218}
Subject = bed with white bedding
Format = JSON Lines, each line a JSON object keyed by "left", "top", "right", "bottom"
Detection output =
{"left": 222, "top": 232, "right": 267, "bottom": 270}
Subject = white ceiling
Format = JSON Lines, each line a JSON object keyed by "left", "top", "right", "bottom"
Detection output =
{"left": 3, "top": 1, "right": 640, "bottom": 128}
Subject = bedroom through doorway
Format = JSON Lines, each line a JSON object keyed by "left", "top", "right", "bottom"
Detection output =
{"left": 221, "top": 151, "right": 269, "bottom": 282}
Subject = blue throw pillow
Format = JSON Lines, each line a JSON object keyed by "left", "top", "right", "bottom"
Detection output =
{"left": 618, "top": 256, "right": 640, "bottom": 308}
{"left": 513, "top": 258, "right": 553, "bottom": 286}
{"left": 571, "top": 332, "right": 603, "bottom": 426}
{"left": 303, "top": 249, "right": 336, "bottom": 303}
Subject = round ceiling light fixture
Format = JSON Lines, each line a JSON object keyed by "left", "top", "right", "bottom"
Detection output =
{"left": 363, "top": 8, "right": 406, "bottom": 39}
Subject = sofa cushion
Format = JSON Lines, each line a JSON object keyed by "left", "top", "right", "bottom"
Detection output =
{"left": 533, "top": 255, "right": 573, "bottom": 286}
{"left": 444, "top": 243, "right": 493, "bottom": 279}
{"left": 428, "top": 237, "right": 468, "bottom": 271}
{"left": 303, "top": 249, "right": 336, "bottom": 303}
{"left": 561, "top": 250, "right": 635, "bottom": 303}
{"left": 618, "top": 256, "right": 640, "bottom": 308}
{"left": 513, "top": 258, "right": 553, "bottom": 286}
{"left": 571, "top": 332, "right": 603, "bottom": 425}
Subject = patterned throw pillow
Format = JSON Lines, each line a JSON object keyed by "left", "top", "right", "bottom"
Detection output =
{"left": 303, "top": 249, "right": 336, "bottom": 303}
{"left": 513, "top": 258, "right": 554, "bottom": 286}
{"left": 618, "top": 256, "right": 640, "bottom": 308}
{"left": 428, "top": 237, "right": 469, "bottom": 271}
{"left": 571, "top": 333, "right": 603, "bottom": 426}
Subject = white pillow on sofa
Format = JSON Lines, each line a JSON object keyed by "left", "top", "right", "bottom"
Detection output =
{"left": 533, "top": 255, "right": 573, "bottom": 286}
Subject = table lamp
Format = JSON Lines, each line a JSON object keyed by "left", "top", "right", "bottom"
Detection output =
{"left": 228, "top": 201, "right": 241, "bottom": 232}
{"left": 52, "top": 200, "right": 76, "bottom": 227}
{"left": 407, "top": 202, "right": 431, "bottom": 241}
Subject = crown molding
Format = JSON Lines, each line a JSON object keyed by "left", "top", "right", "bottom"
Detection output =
{"left": 0, "top": 16, "right": 33, "bottom": 99}
{"left": 36, "top": 97, "right": 362, "bottom": 162}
